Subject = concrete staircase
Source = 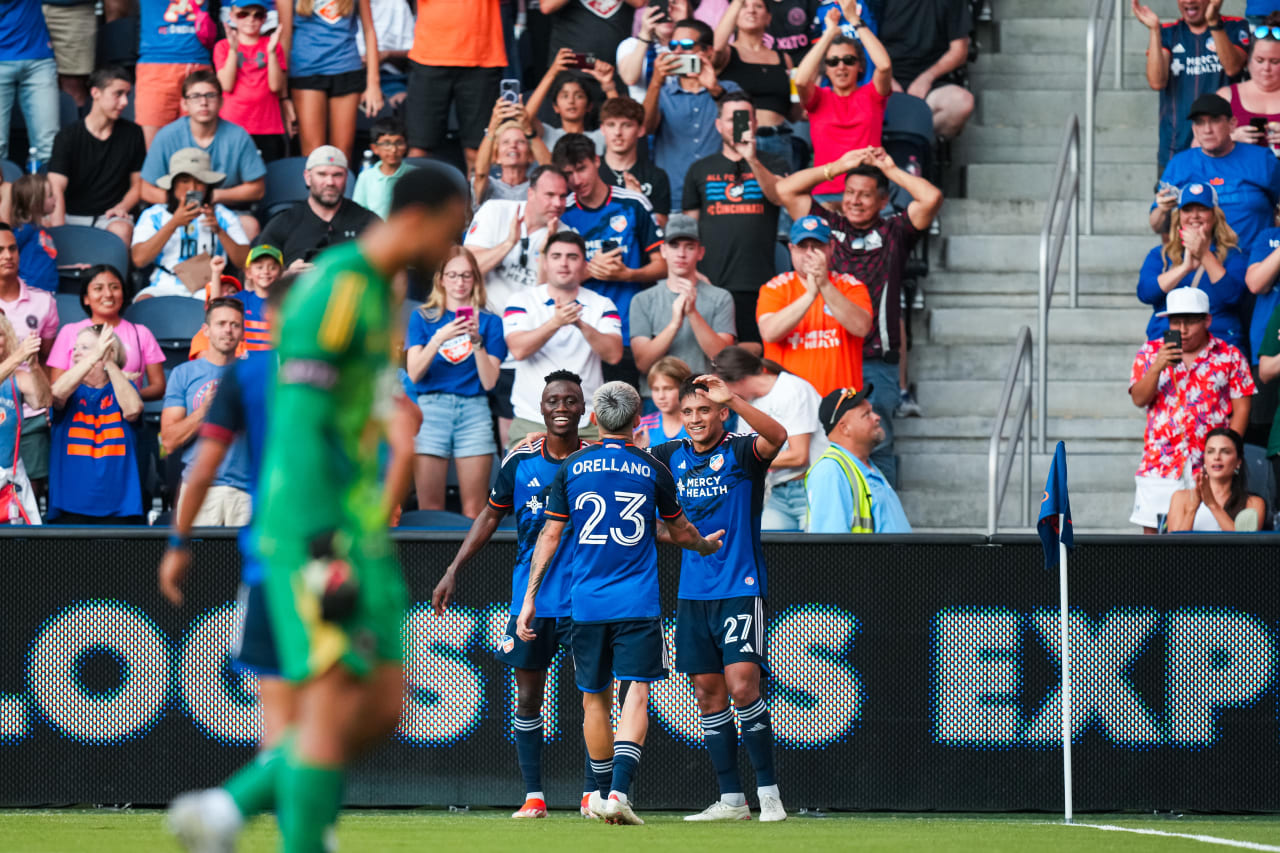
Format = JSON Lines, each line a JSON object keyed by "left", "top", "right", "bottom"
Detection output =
{"left": 898, "top": 0, "right": 1154, "bottom": 532}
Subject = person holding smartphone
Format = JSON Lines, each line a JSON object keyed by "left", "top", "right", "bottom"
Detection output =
{"left": 1137, "top": 180, "right": 1248, "bottom": 353}
{"left": 132, "top": 148, "right": 251, "bottom": 299}
{"left": 405, "top": 246, "right": 507, "bottom": 518}
{"left": 1215, "top": 14, "right": 1280, "bottom": 157}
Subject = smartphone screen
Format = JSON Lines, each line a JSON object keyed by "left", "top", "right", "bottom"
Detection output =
{"left": 732, "top": 109, "right": 750, "bottom": 144}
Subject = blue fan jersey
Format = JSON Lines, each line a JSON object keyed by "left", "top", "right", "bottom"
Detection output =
{"left": 545, "top": 437, "right": 684, "bottom": 623}
{"left": 202, "top": 350, "right": 274, "bottom": 586}
{"left": 649, "top": 432, "right": 770, "bottom": 600}
{"left": 488, "top": 439, "right": 586, "bottom": 618}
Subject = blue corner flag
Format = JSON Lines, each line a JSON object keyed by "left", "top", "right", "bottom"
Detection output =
{"left": 1037, "top": 441, "right": 1075, "bottom": 569}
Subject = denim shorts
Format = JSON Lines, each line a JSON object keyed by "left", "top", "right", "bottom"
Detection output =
{"left": 414, "top": 392, "right": 497, "bottom": 458}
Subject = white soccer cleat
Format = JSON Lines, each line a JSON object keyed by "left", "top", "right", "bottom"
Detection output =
{"left": 512, "top": 797, "right": 548, "bottom": 819}
{"left": 601, "top": 793, "right": 644, "bottom": 825}
{"left": 586, "top": 791, "right": 607, "bottom": 819}
{"left": 758, "top": 793, "right": 788, "bottom": 822}
{"left": 683, "top": 800, "right": 751, "bottom": 821}
{"left": 167, "top": 789, "right": 242, "bottom": 853}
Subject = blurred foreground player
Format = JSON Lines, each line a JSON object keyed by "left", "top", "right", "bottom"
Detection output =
{"left": 432, "top": 370, "right": 589, "bottom": 820}
{"left": 648, "top": 374, "right": 789, "bottom": 821}
{"left": 254, "top": 166, "right": 467, "bottom": 852}
{"left": 517, "top": 381, "right": 725, "bottom": 825}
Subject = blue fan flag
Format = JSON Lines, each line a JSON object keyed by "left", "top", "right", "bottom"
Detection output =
{"left": 1037, "top": 441, "right": 1075, "bottom": 569}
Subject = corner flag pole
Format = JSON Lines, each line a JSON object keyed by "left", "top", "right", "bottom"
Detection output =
{"left": 1059, "top": 519, "right": 1073, "bottom": 824}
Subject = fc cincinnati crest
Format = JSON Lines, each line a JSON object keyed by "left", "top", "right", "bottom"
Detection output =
{"left": 610, "top": 214, "right": 628, "bottom": 233}
{"left": 710, "top": 453, "right": 724, "bottom": 472}
{"left": 499, "top": 635, "right": 515, "bottom": 654}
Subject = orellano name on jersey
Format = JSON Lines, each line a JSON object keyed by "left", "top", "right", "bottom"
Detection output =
{"left": 678, "top": 475, "right": 728, "bottom": 498}
{"left": 572, "top": 457, "right": 651, "bottom": 477}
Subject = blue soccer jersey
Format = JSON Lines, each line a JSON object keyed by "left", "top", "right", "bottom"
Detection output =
{"left": 202, "top": 350, "right": 273, "bottom": 585}
{"left": 649, "top": 432, "right": 770, "bottom": 600}
{"left": 545, "top": 437, "right": 684, "bottom": 623}
{"left": 489, "top": 438, "right": 586, "bottom": 618}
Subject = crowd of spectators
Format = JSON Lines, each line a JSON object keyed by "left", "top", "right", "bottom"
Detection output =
{"left": 0, "top": 0, "right": 984, "bottom": 531}
{"left": 1134, "top": 1, "right": 1280, "bottom": 533}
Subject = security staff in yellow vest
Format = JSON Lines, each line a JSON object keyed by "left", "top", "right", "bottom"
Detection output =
{"left": 805, "top": 385, "right": 912, "bottom": 533}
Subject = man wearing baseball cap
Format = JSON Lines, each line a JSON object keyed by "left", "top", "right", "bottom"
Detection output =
{"left": 1128, "top": 286, "right": 1255, "bottom": 533}
{"left": 755, "top": 214, "right": 872, "bottom": 396}
{"left": 629, "top": 214, "right": 736, "bottom": 399}
{"left": 1151, "top": 92, "right": 1280, "bottom": 251}
{"left": 255, "top": 145, "right": 380, "bottom": 268}
{"left": 805, "top": 385, "right": 910, "bottom": 534}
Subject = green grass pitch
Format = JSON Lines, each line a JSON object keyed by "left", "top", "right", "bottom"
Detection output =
{"left": 3, "top": 809, "right": 1280, "bottom": 852}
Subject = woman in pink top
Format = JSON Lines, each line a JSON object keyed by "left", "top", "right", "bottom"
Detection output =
{"left": 47, "top": 264, "right": 167, "bottom": 402}
{"left": 1217, "top": 18, "right": 1280, "bottom": 156}
{"left": 215, "top": 0, "right": 289, "bottom": 162}
{"left": 795, "top": 4, "right": 893, "bottom": 197}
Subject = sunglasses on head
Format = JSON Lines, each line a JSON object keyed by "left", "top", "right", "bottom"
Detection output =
{"left": 825, "top": 55, "right": 859, "bottom": 67}
{"left": 1255, "top": 24, "right": 1280, "bottom": 39}
{"left": 669, "top": 38, "right": 700, "bottom": 49}
{"left": 825, "top": 387, "right": 859, "bottom": 428}
{"left": 235, "top": 7, "right": 266, "bottom": 18}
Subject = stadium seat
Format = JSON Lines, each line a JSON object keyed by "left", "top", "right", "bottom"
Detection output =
{"left": 259, "top": 157, "right": 356, "bottom": 222}
{"left": 398, "top": 509, "right": 474, "bottom": 530}
{"left": 54, "top": 291, "right": 83, "bottom": 324}
{"left": 49, "top": 225, "right": 130, "bottom": 292}
{"left": 1244, "top": 444, "right": 1276, "bottom": 528}
{"left": 0, "top": 159, "right": 20, "bottom": 183}
{"left": 58, "top": 91, "right": 80, "bottom": 129}
{"left": 122, "top": 296, "right": 206, "bottom": 373}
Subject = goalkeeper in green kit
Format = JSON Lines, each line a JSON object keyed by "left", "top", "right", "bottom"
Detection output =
{"left": 255, "top": 166, "right": 467, "bottom": 852}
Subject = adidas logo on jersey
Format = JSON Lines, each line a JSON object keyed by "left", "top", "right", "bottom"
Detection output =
{"left": 677, "top": 461, "right": 687, "bottom": 470}
{"left": 739, "top": 643, "right": 754, "bottom": 653}
{"left": 527, "top": 476, "right": 541, "bottom": 488}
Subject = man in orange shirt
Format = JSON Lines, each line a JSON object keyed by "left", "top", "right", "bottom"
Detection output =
{"left": 756, "top": 215, "right": 872, "bottom": 396}
{"left": 405, "top": 0, "right": 508, "bottom": 173}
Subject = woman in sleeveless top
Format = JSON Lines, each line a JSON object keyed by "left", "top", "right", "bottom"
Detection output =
{"left": 1217, "top": 16, "right": 1280, "bottom": 155}
{"left": 712, "top": 0, "right": 799, "bottom": 169}
{"left": 1167, "top": 428, "right": 1265, "bottom": 531}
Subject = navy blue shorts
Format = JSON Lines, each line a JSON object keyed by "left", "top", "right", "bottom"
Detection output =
{"left": 231, "top": 580, "right": 281, "bottom": 677}
{"left": 674, "top": 597, "right": 766, "bottom": 674}
{"left": 495, "top": 614, "right": 573, "bottom": 670}
{"left": 572, "top": 618, "right": 669, "bottom": 693}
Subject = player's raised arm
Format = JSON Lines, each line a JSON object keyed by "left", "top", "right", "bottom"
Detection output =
{"left": 664, "top": 512, "right": 725, "bottom": 556}
{"left": 433, "top": 505, "right": 508, "bottom": 614}
{"left": 517, "top": 517, "right": 567, "bottom": 639}
{"left": 694, "top": 373, "right": 788, "bottom": 459}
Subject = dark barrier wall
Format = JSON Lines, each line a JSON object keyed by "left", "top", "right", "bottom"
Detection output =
{"left": 3, "top": 530, "right": 1280, "bottom": 812}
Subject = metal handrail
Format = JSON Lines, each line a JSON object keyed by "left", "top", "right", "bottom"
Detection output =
{"left": 1083, "top": 0, "right": 1125, "bottom": 234}
{"left": 1039, "top": 115, "right": 1080, "bottom": 454}
{"left": 987, "top": 326, "right": 1033, "bottom": 535}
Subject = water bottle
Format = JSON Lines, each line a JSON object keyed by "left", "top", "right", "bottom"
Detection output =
{"left": 906, "top": 155, "right": 921, "bottom": 177}
{"left": 26, "top": 146, "right": 40, "bottom": 175}
{"left": 361, "top": 149, "right": 375, "bottom": 173}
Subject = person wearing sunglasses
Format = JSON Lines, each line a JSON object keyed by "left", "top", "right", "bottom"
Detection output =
{"left": 1215, "top": 14, "right": 1280, "bottom": 155}
{"left": 794, "top": 3, "right": 893, "bottom": 200}
{"left": 1133, "top": 0, "right": 1248, "bottom": 173}
{"left": 214, "top": 0, "right": 289, "bottom": 163}
{"left": 805, "top": 384, "right": 910, "bottom": 534}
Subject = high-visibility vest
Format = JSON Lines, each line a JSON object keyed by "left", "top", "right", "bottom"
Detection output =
{"left": 805, "top": 445, "right": 875, "bottom": 533}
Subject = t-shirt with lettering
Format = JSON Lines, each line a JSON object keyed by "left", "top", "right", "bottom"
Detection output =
{"left": 682, "top": 151, "right": 788, "bottom": 293}
{"left": 544, "top": 437, "right": 683, "bottom": 623}
{"left": 1155, "top": 143, "right": 1280, "bottom": 251}
{"left": 139, "top": 0, "right": 210, "bottom": 64}
{"left": 488, "top": 438, "right": 587, "bottom": 618}
{"left": 560, "top": 186, "right": 664, "bottom": 342}
{"left": 1157, "top": 18, "right": 1250, "bottom": 171}
{"left": 405, "top": 307, "right": 507, "bottom": 397}
{"left": 649, "top": 431, "right": 770, "bottom": 600}
{"left": 214, "top": 37, "right": 288, "bottom": 135}
{"left": 756, "top": 270, "right": 873, "bottom": 396}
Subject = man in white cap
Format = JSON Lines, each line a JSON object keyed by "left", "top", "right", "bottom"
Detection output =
{"left": 1128, "top": 286, "right": 1255, "bottom": 533}
{"left": 256, "top": 145, "right": 380, "bottom": 269}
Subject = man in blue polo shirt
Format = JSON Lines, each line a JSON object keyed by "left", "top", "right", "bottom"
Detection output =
{"left": 805, "top": 384, "right": 911, "bottom": 533}
{"left": 1134, "top": 0, "right": 1248, "bottom": 172}
{"left": 517, "top": 380, "right": 724, "bottom": 826}
{"left": 648, "top": 374, "right": 789, "bottom": 822}
{"left": 1151, "top": 92, "right": 1280, "bottom": 251}
{"left": 0, "top": 0, "right": 59, "bottom": 161}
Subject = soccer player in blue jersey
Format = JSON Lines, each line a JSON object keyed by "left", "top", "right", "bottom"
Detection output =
{"left": 432, "top": 370, "right": 591, "bottom": 820}
{"left": 648, "top": 374, "right": 790, "bottom": 821}
{"left": 517, "top": 380, "right": 724, "bottom": 825}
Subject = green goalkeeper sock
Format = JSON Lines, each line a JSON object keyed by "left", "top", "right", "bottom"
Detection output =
{"left": 223, "top": 738, "right": 288, "bottom": 818}
{"left": 278, "top": 756, "right": 344, "bottom": 853}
